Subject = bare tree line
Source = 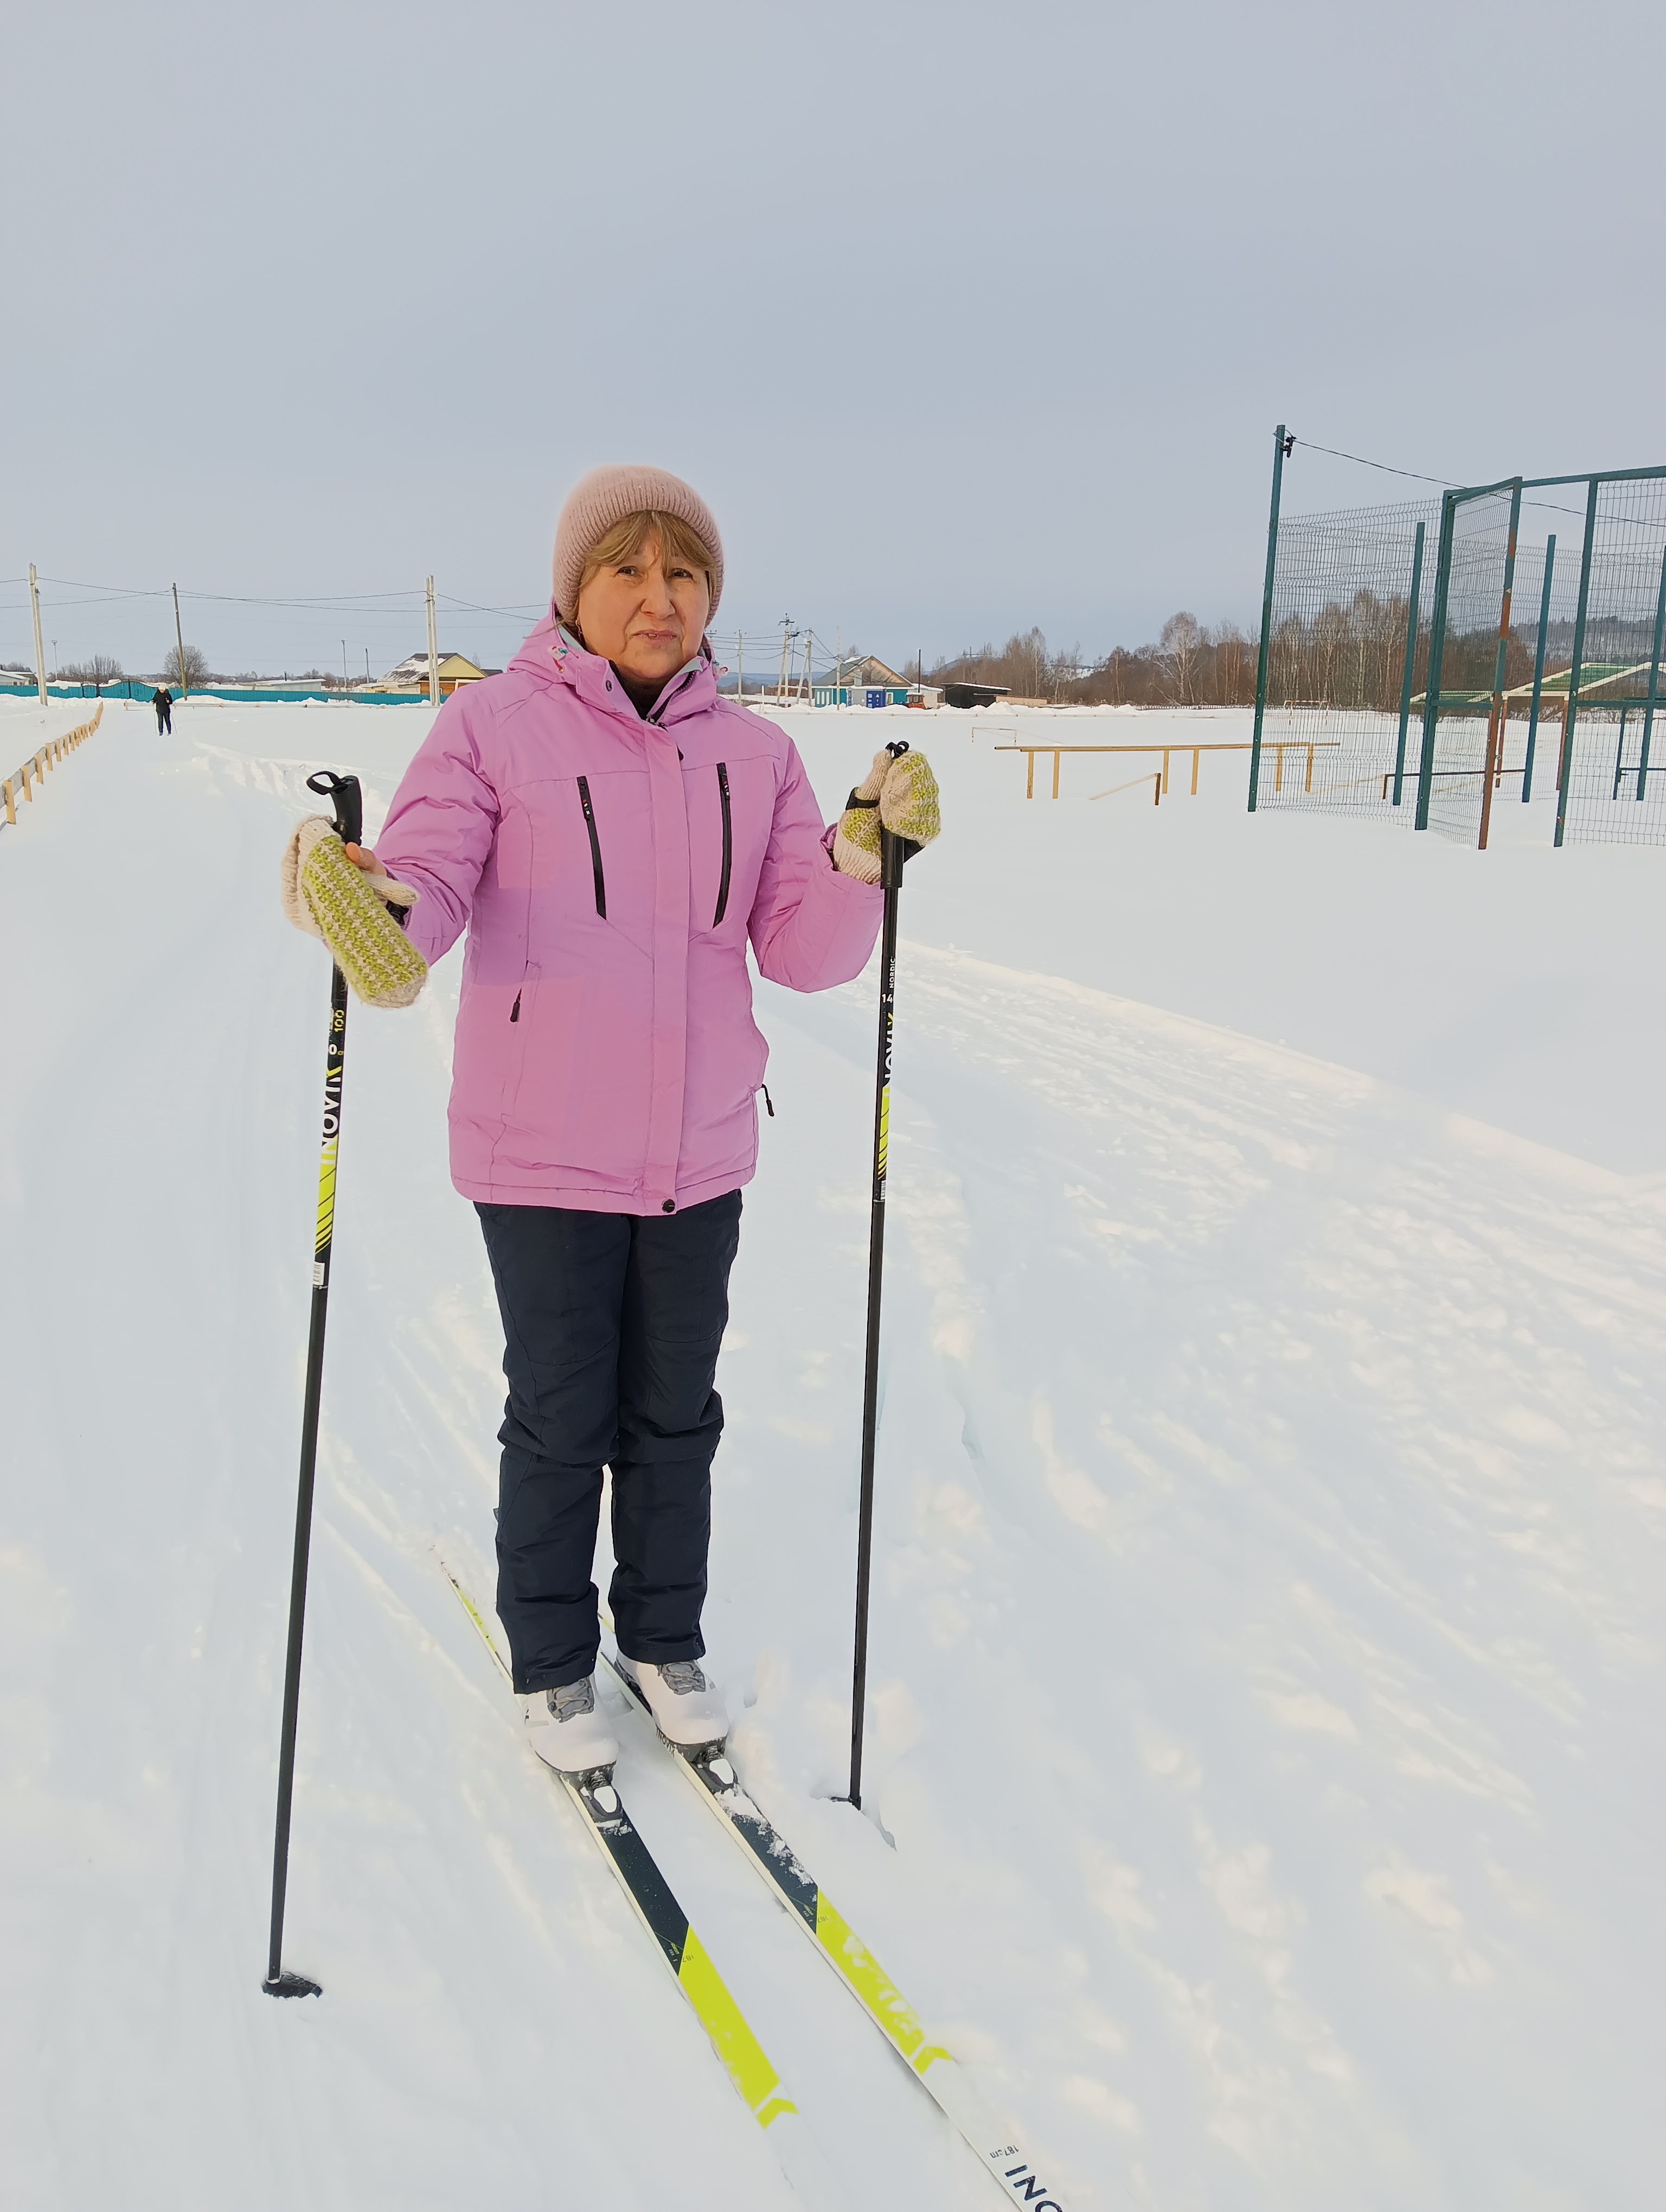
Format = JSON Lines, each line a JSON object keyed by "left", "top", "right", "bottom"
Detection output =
{"left": 925, "top": 591, "right": 1550, "bottom": 713}
{"left": 927, "top": 613, "right": 1260, "bottom": 708}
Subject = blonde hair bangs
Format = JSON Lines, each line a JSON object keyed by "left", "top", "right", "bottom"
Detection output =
{"left": 578, "top": 509, "right": 716, "bottom": 600}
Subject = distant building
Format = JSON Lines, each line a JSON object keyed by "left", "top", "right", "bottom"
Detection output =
{"left": 840, "top": 653, "right": 907, "bottom": 690}
{"left": 806, "top": 651, "right": 913, "bottom": 708}
{"left": 385, "top": 650, "right": 500, "bottom": 698}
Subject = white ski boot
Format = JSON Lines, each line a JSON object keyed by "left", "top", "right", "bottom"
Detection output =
{"left": 618, "top": 1656, "right": 729, "bottom": 1752}
{"left": 522, "top": 1675, "right": 618, "bottom": 1776}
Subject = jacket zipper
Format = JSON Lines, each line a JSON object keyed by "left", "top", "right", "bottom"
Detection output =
{"left": 510, "top": 989, "right": 521, "bottom": 1023}
{"left": 576, "top": 776, "right": 606, "bottom": 917}
{"left": 713, "top": 762, "right": 733, "bottom": 927}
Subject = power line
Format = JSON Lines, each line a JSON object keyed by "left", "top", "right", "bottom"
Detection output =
{"left": 1289, "top": 437, "right": 1456, "bottom": 488}
{"left": 1289, "top": 438, "right": 1606, "bottom": 525}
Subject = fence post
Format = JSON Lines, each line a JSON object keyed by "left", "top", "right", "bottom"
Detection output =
{"left": 1554, "top": 478, "right": 1601, "bottom": 849}
{"left": 1611, "top": 708, "right": 1630, "bottom": 800}
{"left": 1248, "top": 423, "right": 1289, "bottom": 812}
{"left": 1392, "top": 518, "right": 1426, "bottom": 806}
{"left": 1633, "top": 542, "right": 1666, "bottom": 801}
{"left": 3, "top": 780, "right": 12, "bottom": 825}
{"left": 1415, "top": 492, "right": 1458, "bottom": 831}
{"left": 1522, "top": 534, "right": 1556, "bottom": 802}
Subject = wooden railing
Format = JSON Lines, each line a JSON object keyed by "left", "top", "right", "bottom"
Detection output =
{"left": 2, "top": 703, "right": 104, "bottom": 828}
{"left": 992, "top": 735, "right": 1343, "bottom": 800}
{"left": 994, "top": 736, "right": 1257, "bottom": 800}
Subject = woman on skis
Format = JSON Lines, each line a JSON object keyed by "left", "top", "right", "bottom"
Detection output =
{"left": 283, "top": 464, "right": 938, "bottom": 1776}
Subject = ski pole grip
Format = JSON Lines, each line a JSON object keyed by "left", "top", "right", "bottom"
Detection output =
{"left": 306, "top": 769, "right": 363, "bottom": 848}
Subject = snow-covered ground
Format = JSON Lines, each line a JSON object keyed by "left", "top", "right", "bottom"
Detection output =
{"left": 3, "top": 692, "right": 1662, "bottom": 2209}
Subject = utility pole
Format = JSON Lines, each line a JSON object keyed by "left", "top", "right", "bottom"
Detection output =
{"left": 426, "top": 575, "right": 441, "bottom": 708}
{"left": 341, "top": 640, "right": 347, "bottom": 690}
{"left": 737, "top": 632, "right": 744, "bottom": 706}
{"left": 778, "top": 615, "right": 793, "bottom": 706}
{"left": 835, "top": 625, "right": 841, "bottom": 703}
{"left": 172, "top": 583, "right": 189, "bottom": 699}
{"left": 28, "top": 566, "right": 47, "bottom": 704}
{"left": 801, "top": 629, "right": 812, "bottom": 702}
{"left": 364, "top": 648, "right": 370, "bottom": 686}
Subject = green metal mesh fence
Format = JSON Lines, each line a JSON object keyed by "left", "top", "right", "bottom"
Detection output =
{"left": 1249, "top": 437, "right": 1666, "bottom": 850}
{"left": 1415, "top": 484, "right": 1520, "bottom": 846}
{"left": 1552, "top": 473, "right": 1666, "bottom": 846}
{"left": 1250, "top": 497, "right": 1438, "bottom": 820}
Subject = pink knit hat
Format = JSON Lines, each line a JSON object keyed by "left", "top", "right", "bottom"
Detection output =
{"left": 552, "top": 464, "right": 725, "bottom": 627}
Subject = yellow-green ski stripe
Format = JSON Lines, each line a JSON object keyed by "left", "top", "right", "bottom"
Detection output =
{"left": 676, "top": 1928, "right": 796, "bottom": 2129}
{"left": 812, "top": 1894, "right": 947, "bottom": 2070}
{"left": 440, "top": 1559, "right": 512, "bottom": 1681}
{"left": 315, "top": 1135, "right": 338, "bottom": 1255}
{"left": 603, "top": 1632, "right": 964, "bottom": 2091}
{"left": 437, "top": 1563, "right": 799, "bottom": 2139}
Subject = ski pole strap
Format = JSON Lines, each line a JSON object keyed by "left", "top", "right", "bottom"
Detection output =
{"left": 844, "top": 789, "right": 879, "bottom": 810}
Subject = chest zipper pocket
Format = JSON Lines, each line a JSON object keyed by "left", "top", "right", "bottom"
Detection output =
{"left": 713, "top": 762, "right": 733, "bottom": 927}
{"left": 576, "top": 777, "right": 606, "bottom": 917}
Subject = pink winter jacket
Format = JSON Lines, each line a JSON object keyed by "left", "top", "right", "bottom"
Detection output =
{"left": 375, "top": 613, "right": 882, "bottom": 1213}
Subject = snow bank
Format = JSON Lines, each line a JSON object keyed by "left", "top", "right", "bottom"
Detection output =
{"left": 2, "top": 702, "right": 1661, "bottom": 2209}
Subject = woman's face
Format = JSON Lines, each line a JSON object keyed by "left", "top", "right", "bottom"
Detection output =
{"left": 574, "top": 532, "right": 711, "bottom": 689}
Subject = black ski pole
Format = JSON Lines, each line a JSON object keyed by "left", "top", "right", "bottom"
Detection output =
{"left": 847, "top": 741, "right": 913, "bottom": 1813}
{"left": 264, "top": 768, "right": 361, "bottom": 1998}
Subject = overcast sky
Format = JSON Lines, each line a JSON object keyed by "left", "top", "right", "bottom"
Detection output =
{"left": 5, "top": 0, "right": 1663, "bottom": 678}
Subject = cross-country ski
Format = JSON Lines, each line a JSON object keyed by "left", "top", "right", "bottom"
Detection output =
{"left": 600, "top": 1631, "right": 1072, "bottom": 2211}
{"left": 440, "top": 1558, "right": 849, "bottom": 2211}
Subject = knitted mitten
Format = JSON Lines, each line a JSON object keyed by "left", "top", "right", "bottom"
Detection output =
{"left": 280, "top": 817, "right": 428, "bottom": 1009}
{"left": 879, "top": 747, "right": 940, "bottom": 847}
{"left": 831, "top": 750, "right": 890, "bottom": 882}
{"left": 832, "top": 748, "right": 942, "bottom": 880}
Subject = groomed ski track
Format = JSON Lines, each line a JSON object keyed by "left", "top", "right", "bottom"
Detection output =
{"left": 3, "top": 695, "right": 1663, "bottom": 2209}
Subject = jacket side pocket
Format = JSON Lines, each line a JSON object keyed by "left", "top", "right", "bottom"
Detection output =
{"left": 713, "top": 761, "right": 733, "bottom": 927}
{"left": 576, "top": 776, "right": 606, "bottom": 918}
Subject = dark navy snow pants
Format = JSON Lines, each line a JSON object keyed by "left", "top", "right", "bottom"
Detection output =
{"left": 476, "top": 1191, "right": 742, "bottom": 1694}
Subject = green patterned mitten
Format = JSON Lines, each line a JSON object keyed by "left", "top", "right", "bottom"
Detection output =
{"left": 283, "top": 816, "right": 428, "bottom": 1008}
{"left": 880, "top": 748, "right": 940, "bottom": 847}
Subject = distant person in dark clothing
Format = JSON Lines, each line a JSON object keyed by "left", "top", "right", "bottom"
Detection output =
{"left": 152, "top": 686, "right": 173, "bottom": 735}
